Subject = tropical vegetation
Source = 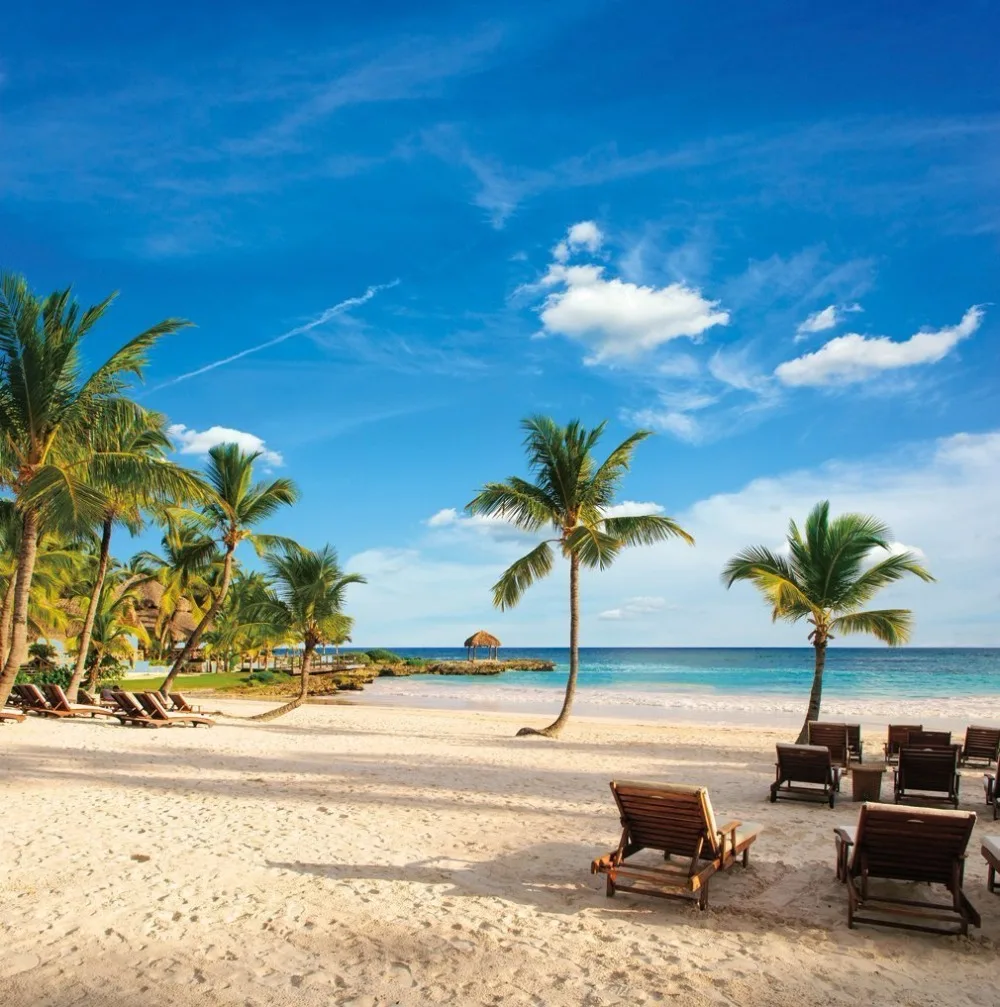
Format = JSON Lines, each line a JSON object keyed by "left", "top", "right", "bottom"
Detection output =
{"left": 468, "top": 415, "right": 694, "bottom": 737}
{"left": 723, "top": 500, "right": 934, "bottom": 742}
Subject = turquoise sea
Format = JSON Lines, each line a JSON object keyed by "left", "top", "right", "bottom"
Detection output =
{"left": 371, "top": 647, "right": 1000, "bottom": 700}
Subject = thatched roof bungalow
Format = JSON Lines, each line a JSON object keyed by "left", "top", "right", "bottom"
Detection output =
{"left": 464, "top": 630, "right": 501, "bottom": 661}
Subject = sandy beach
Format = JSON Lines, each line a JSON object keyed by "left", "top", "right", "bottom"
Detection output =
{"left": 3, "top": 702, "right": 999, "bottom": 1007}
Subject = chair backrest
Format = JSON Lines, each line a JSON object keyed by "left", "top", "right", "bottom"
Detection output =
{"left": 897, "top": 745, "right": 960, "bottom": 793}
{"left": 23, "top": 683, "right": 52, "bottom": 708}
{"left": 113, "top": 691, "right": 147, "bottom": 717}
{"left": 845, "top": 723, "right": 862, "bottom": 755}
{"left": 849, "top": 802, "right": 976, "bottom": 884}
{"left": 142, "top": 692, "right": 173, "bottom": 718}
{"left": 610, "top": 780, "right": 721, "bottom": 861}
{"left": 46, "top": 684, "right": 76, "bottom": 710}
{"left": 806, "top": 722, "right": 849, "bottom": 766}
{"left": 776, "top": 743, "right": 834, "bottom": 784}
{"left": 79, "top": 688, "right": 99, "bottom": 706}
{"left": 963, "top": 726, "right": 1000, "bottom": 761}
{"left": 170, "top": 692, "right": 192, "bottom": 712}
{"left": 909, "top": 730, "right": 952, "bottom": 748}
{"left": 886, "top": 724, "right": 922, "bottom": 755}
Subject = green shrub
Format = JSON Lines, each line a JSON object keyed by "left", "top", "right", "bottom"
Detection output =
{"left": 403, "top": 656, "right": 427, "bottom": 667}
{"left": 365, "top": 649, "right": 402, "bottom": 664}
{"left": 248, "top": 670, "right": 276, "bottom": 685}
{"left": 15, "top": 665, "right": 72, "bottom": 687}
{"left": 339, "top": 652, "right": 372, "bottom": 666}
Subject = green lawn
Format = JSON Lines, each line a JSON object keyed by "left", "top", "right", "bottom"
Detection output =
{"left": 108, "top": 671, "right": 294, "bottom": 692}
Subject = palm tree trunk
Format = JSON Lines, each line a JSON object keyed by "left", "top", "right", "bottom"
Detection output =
{"left": 796, "top": 638, "right": 827, "bottom": 743}
{"left": 0, "top": 567, "right": 17, "bottom": 668}
{"left": 158, "top": 547, "right": 234, "bottom": 695}
{"left": 0, "top": 508, "right": 40, "bottom": 706}
{"left": 67, "top": 517, "right": 113, "bottom": 702}
{"left": 249, "top": 641, "right": 314, "bottom": 721}
{"left": 518, "top": 553, "right": 580, "bottom": 738}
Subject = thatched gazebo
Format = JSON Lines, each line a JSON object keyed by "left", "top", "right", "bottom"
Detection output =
{"left": 464, "top": 630, "right": 501, "bottom": 661}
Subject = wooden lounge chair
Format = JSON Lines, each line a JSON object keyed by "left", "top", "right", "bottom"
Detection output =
{"left": 806, "top": 722, "right": 850, "bottom": 768}
{"left": 908, "top": 729, "right": 952, "bottom": 748}
{"left": 136, "top": 691, "right": 214, "bottom": 727}
{"left": 960, "top": 726, "right": 1000, "bottom": 767}
{"left": 770, "top": 744, "right": 841, "bottom": 807}
{"left": 43, "top": 684, "right": 121, "bottom": 719}
{"left": 893, "top": 746, "right": 961, "bottom": 807}
{"left": 983, "top": 836, "right": 1000, "bottom": 894}
{"left": 17, "top": 683, "right": 74, "bottom": 717}
{"left": 79, "top": 688, "right": 115, "bottom": 709}
{"left": 834, "top": 803, "right": 980, "bottom": 934}
{"left": 169, "top": 692, "right": 201, "bottom": 714}
{"left": 0, "top": 709, "right": 26, "bottom": 723}
{"left": 110, "top": 690, "right": 172, "bottom": 728}
{"left": 591, "top": 781, "right": 761, "bottom": 909}
{"left": 883, "top": 724, "right": 921, "bottom": 763}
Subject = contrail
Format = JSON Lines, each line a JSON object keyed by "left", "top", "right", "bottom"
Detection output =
{"left": 148, "top": 280, "right": 399, "bottom": 392}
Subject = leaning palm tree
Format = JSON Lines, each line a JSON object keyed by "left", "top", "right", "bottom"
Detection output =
{"left": 723, "top": 500, "right": 934, "bottom": 743}
{"left": 65, "top": 408, "right": 207, "bottom": 700}
{"left": 76, "top": 574, "right": 150, "bottom": 690}
{"left": 247, "top": 545, "right": 365, "bottom": 721}
{"left": 467, "top": 416, "right": 693, "bottom": 738}
{"left": 157, "top": 444, "right": 298, "bottom": 696}
{"left": 0, "top": 272, "right": 188, "bottom": 706}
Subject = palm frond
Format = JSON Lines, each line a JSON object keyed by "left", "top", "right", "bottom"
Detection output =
{"left": 564, "top": 525, "right": 622, "bottom": 570}
{"left": 601, "top": 514, "right": 695, "bottom": 548}
{"left": 491, "top": 541, "right": 554, "bottom": 610}
{"left": 831, "top": 609, "right": 913, "bottom": 646}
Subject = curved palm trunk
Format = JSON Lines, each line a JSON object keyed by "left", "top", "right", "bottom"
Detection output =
{"left": 796, "top": 638, "right": 827, "bottom": 743}
{"left": 518, "top": 553, "right": 579, "bottom": 738}
{"left": 249, "top": 642, "right": 315, "bottom": 721}
{"left": 67, "top": 517, "right": 113, "bottom": 702}
{"left": 0, "top": 568, "right": 17, "bottom": 668}
{"left": 0, "top": 508, "right": 40, "bottom": 707}
{"left": 158, "top": 548, "right": 234, "bottom": 696}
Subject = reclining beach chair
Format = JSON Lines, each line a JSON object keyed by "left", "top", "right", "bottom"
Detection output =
{"left": 17, "top": 683, "right": 73, "bottom": 716}
{"left": 893, "top": 746, "right": 961, "bottom": 807}
{"left": 591, "top": 781, "right": 762, "bottom": 910}
{"left": 770, "top": 744, "right": 841, "bottom": 807}
{"left": 110, "top": 690, "right": 172, "bottom": 727}
{"left": 908, "top": 730, "right": 952, "bottom": 748}
{"left": 883, "top": 724, "right": 921, "bottom": 763}
{"left": 806, "top": 722, "right": 850, "bottom": 768}
{"left": 169, "top": 692, "right": 201, "bottom": 714}
{"left": 960, "top": 726, "right": 1000, "bottom": 767}
{"left": 834, "top": 803, "right": 980, "bottom": 934}
{"left": 136, "top": 691, "right": 214, "bottom": 727}
{"left": 79, "top": 687, "right": 115, "bottom": 709}
{"left": 43, "top": 684, "right": 121, "bottom": 719}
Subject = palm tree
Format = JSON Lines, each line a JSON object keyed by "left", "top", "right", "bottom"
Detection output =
{"left": 467, "top": 416, "right": 694, "bottom": 738}
{"left": 75, "top": 572, "right": 150, "bottom": 689}
{"left": 0, "top": 272, "right": 188, "bottom": 706}
{"left": 247, "top": 545, "right": 365, "bottom": 721}
{"left": 65, "top": 408, "right": 207, "bottom": 700}
{"left": 157, "top": 444, "right": 298, "bottom": 696}
{"left": 723, "top": 500, "right": 934, "bottom": 743}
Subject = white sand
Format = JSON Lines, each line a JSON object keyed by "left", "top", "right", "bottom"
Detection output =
{"left": 2, "top": 702, "right": 999, "bottom": 1006}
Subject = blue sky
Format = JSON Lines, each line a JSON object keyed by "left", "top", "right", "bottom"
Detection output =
{"left": 3, "top": 2, "right": 998, "bottom": 645}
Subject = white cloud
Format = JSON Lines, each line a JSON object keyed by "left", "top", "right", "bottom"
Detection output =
{"left": 598, "top": 596, "right": 667, "bottom": 621}
{"left": 601, "top": 501, "right": 665, "bottom": 518}
{"left": 775, "top": 306, "right": 983, "bottom": 386}
{"left": 552, "top": 220, "right": 603, "bottom": 263}
{"left": 794, "top": 303, "right": 863, "bottom": 342}
{"left": 168, "top": 424, "right": 283, "bottom": 465}
{"left": 538, "top": 263, "right": 729, "bottom": 364}
{"left": 346, "top": 430, "right": 1000, "bottom": 646}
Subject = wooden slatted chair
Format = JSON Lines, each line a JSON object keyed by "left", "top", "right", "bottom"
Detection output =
{"left": 169, "top": 692, "right": 201, "bottom": 714}
{"left": 110, "top": 690, "right": 171, "bottom": 728}
{"left": 894, "top": 746, "right": 961, "bottom": 808}
{"left": 834, "top": 803, "right": 980, "bottom": 934}
{"left": 960, "top": 726, "right": 1000, "bottom": 767}
{"left": 770, "top": 744, "right": 841, "bottom": 807}
{"left": 137, "top": 691, "right": 214, "bottom": 727}
{"left": 43, "top": 684, "right": 121, "bottom": 720}
{"left": 807, "top": 722, "right": 850, "bottom": 768}
{"left": 883, "top": 724, "right": 921, "bottom": 764}
{"left": 591, "top": 781, "right": 761, "bottom": 910}
{"left": 18, "top": 683, "right": 72, "bottom": 717}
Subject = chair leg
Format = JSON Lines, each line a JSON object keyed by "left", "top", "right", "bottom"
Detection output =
{"left": 989, "top": 864, "right": 996, "bottom": 894}
{"left": 606, "top": 874, "right": 615, "bottom": 898}
{"left": 742, "top": 848, "right": 749, "bottom": 868}
{"left": 698, "top": 882, "right": 709, "bottom": 911}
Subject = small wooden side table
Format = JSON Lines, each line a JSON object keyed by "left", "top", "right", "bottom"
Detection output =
{"left": 851, "top": 764, "right": 887, "bottom": 803}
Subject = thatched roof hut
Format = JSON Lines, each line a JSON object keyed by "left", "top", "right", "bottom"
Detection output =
{"left": 464, "top": 630, "right": 501, "bottom": 661}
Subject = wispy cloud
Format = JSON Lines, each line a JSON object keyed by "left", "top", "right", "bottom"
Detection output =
{"left": 148, "top": 281, "right": 398, "bottom": 392}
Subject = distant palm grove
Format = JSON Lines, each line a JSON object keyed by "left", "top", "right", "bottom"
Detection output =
{"left": 0, "top": 273, "right": 363, "bottom": 720}
{"left": 0, "top": 272, "right": 933, "bottom": 735}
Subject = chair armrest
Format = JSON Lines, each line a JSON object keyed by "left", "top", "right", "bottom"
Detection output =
{"left": 716, "top": 820, "right": 741, "bottom": 859}
{"left": 833, "top": 826, "right": 854, "bottom": 846}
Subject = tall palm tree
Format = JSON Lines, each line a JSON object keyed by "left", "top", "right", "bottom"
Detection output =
{"left": 0, "top": 272, "right": 188, "bottom": 706}
{"left": 723, "top": 500, "right": 934, "bottom": 743}
{"left": 247, "top": 545, "right": 365, "bottom": 721}
{"left": 157, "top": 443, "right": 298, "bottom": 696}
{"left": 467, "top": 416, "right": 693, "bottom": 738}
{"left": 74, "top": 572, "right": 150, "bottom": 689}
{"left": 65, "top": 408, "right": 207, "bottom": 700}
